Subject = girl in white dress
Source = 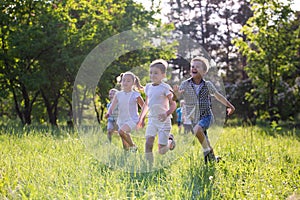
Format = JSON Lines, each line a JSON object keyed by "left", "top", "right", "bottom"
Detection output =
{"left": 106, "top": 72, "right": 145, "bottom": 151}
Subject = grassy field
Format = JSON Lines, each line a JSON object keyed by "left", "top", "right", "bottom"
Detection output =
{"left": 0, "top": 125, "right": 299, "bottom": 199}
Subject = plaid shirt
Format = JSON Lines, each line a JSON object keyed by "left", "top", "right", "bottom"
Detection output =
{"left": 179, "top": 78, "right": 217, "bottom": 123}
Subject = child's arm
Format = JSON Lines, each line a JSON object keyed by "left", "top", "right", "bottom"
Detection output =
{"left": 172, "top": 85, "right": 184, "bottom": 99}
{"left": 137, "top": 96, "right": 148, "bottom": 128}
{"left": 158, "top": 93, "right": 177, "bottom": 122}
{"left": 105, "top": 95, "right": 118, "bottom": 118}
{"left": 137, "top": 95, "right": 145, "bottom": 109}
{"left": 214, "top": 91, "right": 235, "bottom": 115}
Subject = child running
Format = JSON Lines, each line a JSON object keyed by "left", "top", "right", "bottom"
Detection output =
{"left": 176, "top": 100, "right": 184, "bottom": 134}
{"left": 106, "top": 88, "right": 119, "bottom": 143}
{"left": 137, "top": 59, "right": 177, "bottom": 165}
{"left": 174, "top": 56, "right": 235, "bottom": 163}
{"left": 105, "top": 71, "right": 145, "bottom": 152}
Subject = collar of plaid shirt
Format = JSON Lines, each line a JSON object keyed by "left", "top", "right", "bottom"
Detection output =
{"left": 189, "top": 78, "right": 204, "bottom": 95}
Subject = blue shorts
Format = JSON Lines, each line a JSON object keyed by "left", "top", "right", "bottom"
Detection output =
{"left": 197, "top": 115, "right": 214, "bottom": 131}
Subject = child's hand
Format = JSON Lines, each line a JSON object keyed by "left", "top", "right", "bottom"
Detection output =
{"left": 158, "top": 113, "right": 168, "bottom": 122}
{"left": 227, "top": 106, "right": 235, "bottom": 115}
{"left": 173, "top": 85, "right": 184, "bottom": 94}
{"left": 105, "top": 113, "right": 109, "bottom": 119}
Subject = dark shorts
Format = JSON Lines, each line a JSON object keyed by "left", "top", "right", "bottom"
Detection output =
{"left": 177, "top": 121, "right": 182, "bottom": 126}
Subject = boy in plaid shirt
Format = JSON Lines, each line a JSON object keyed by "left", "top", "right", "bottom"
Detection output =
{"left": 175, "top": 56, "right": 235, "bottom": 163}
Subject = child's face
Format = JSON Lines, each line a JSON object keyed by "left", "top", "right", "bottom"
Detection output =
{"left": 190, "top": 60, "right": 207, "bottom": 79}
{"left": 150, "top": 66, "right": 165, "bottom": 84}
{"left": 121, "top": 74, "right": 134, "bottom": 91}
{"left": 108, "top": 90, "right": 116, "bottom": 100}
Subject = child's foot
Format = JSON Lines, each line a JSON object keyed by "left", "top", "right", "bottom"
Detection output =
{"left": 129, "top": 146, "right": 138, "bottom": 153}
{"left": 203, "top": 150, "right": 220, "bottom": 163}
{"left": 168, "top": 134, "right": 176, "bottom": 150}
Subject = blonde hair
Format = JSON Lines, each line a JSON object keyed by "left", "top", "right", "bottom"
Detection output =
{"left": 119, "top": 71, "right": 144, "bottom": 91}
{"left": 150, "top": 59, "right": 168, "bottom": 74}
{"left": 191, "top": 56, "right": 210, "bottom": 73}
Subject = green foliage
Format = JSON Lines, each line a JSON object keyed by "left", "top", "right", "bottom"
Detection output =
{"left": 225, "top": 79, "right": 257, "bottom": 124}
{"left": 0, "top": 125, "right": 299, "bottom": 199}
{"left": 0, "top": 0, "right": 171, "bottom": 125}
{"left": 167, "top": 0, "right": 253, "bottom": 83}
{"left": 233, "top": 0, "right": 300, "bottom": 122}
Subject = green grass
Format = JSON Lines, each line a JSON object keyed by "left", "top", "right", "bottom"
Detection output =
{"left": 0, "top": 125, "right": 299, "bottom": 199}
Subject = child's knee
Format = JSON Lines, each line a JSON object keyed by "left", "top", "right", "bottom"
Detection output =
{"left": 145, "top": 137, "right": 154, "bottom": 151}
{"left": 119, "top": 129, "right": 127, "bottom": 137}
{"left": 158, "top": 145, "right": 168, "bottom": 154}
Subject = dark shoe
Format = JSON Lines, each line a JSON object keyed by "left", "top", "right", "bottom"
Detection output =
{"left": 204, "top": 150, "right": 220, "bottom": 163}
{"left": 168, "top": 134, "right": 176, "bottom": 151}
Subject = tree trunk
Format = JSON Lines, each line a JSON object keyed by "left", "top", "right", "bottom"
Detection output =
{"left": 41, "top": 89, "right": 60, "bottom": 126}
{"left": 268, "top": 64, "right": 277, "bottom": 123}
{"left": 93, "top": 97, "right": 100, "bottom": 124}
{"left": 11, "top": 82, "right": 39, "bottom": 125}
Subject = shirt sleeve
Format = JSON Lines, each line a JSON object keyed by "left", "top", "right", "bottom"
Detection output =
{"left": 164, "top": 83, "right": 172, "bottom": 96}
{"left": 134, "top": 91, "right": 141, "bottom": 99}
{"left": 206, "top": 81, "right": 218, "bottom": 95}
{"left": 145, "top": 84, "right": 150, "bottom": 96}
{"left": 179, "top": 82, "right": 184, "bottom": 92}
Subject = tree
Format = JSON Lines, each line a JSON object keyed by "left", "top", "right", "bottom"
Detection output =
{"left": 0, "top": 0, "right": 49, "bottom": 125}
{"left": 233, "top": 0, "right": 300, "bottom": 122}
{"left": 1, "top": 0, "right": 171, "bottom": 126}
{"left": 166, "top": 0, "right": 253, "bottom": 83}
{"left": 68, "top": 0, "right": 176, "bottom": 125}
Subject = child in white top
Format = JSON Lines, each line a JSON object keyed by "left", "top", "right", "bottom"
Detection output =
{"left": 106, "top": 88, "right": 119, "bottom": 142}
{"left": 137, "top": 59, "right": 177, "bottom": 164}
{"left": 105, "top": 71, "right": 145, "bottom": 151}
{"left": 181, "top": 100, "right": 193, "bottom": 134}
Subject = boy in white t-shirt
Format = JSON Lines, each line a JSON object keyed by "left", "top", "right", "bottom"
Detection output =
{"left": 137, "top": 59, "right": 177, "bottom": 164}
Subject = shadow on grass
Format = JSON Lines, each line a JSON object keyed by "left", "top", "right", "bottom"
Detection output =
{"left": 124, "top": 155, "right": 218, "bottom": 199}
{"left": 0, "top": 124, "right": 77, "bottom": 138}
{"left": 182, "top": 155, "right": 217, "bottom": 200}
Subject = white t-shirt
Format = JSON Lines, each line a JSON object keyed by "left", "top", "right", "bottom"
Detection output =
{"left": 115, "top": 91, "right": 140, "bottom": 123}
{"left": 145, "top": 82, "right": 172, "bottom": 118}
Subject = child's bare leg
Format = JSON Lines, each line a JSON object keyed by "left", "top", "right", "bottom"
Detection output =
{"left": 107, "top": 130, "right": 113, "bottom": 142}
{"left": 194, "top": 125, "right": 212, "bottom": 151}
{"left": 118, "top": 125, "right": 135, "bottom": 148}
{"left": 121, "top": 138, "right": 130, "bottom": 150}
{"left": 194, "top": 124, "right": 219, "bottom": 162}
{"left": 145, "top": 136, "right": 155, "bottom": 164}
{"left": 158, "top": 144, "right": 168, "bottom": 154}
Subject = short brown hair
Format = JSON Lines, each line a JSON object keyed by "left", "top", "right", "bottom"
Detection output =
{"left": 150, "top": 59, "right": 168, "bottom": 74}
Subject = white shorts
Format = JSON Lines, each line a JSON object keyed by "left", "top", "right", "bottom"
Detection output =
{"left": 117, "top": 120, "right": 137, "bottom": 133}
{"left": 145, "top": 117, "right": 171, "bottom": 145}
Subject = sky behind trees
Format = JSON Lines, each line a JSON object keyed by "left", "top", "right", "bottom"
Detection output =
{"left": 135, "top": 0, "right": 300, "bottom": 21}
